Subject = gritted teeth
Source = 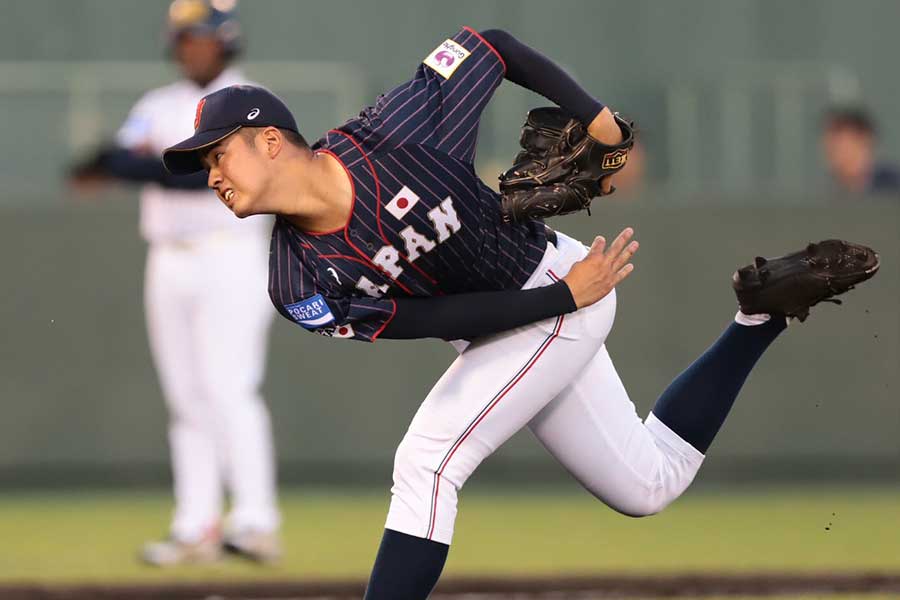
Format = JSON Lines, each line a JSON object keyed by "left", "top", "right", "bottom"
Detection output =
{"left": 225, "top": 189, "right": 234, "bottom": 201}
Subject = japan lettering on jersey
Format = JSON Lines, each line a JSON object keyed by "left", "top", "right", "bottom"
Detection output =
{"left": 269, "top": 27, "right": 548, "bottom": 342}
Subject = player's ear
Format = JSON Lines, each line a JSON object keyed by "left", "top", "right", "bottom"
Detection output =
{"left": 260, "top": 126, "right": 284, "bottom": 159}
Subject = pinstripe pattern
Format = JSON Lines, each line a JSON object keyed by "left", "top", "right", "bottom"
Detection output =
{"left": 267, "top": 28, "right": 547, "bottom": 342}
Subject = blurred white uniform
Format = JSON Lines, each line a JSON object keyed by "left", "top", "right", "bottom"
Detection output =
{"left": 118, "top": 67, "right": 279, "bottom": 541}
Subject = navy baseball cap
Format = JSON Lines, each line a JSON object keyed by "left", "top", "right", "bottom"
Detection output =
{"left": 163, "top": 84, "right": 298, "bottom": 174}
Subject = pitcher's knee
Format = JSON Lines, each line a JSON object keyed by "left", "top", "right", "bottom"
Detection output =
{"left": 586, "top": 455, "right": 698, "bottom": 518}
{"left": 390, "top": 434, "right": 435, "bottom": 501}
{"left": 612, "top": 491, "right": 677, "bottom": 518}
{"left": 388, "top": 435, "right": 462, "bottom": 544}
{"left": 602, "top": 421, "right": 705, "bottom": 518}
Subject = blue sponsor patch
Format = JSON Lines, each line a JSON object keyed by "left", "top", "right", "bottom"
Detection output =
{"left": 284, "top": 294, "right": 335, "bottom": 330}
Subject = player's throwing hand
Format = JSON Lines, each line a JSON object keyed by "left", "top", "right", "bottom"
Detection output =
{"left": 563, "top": 227, "right": 638, "bottom": 308}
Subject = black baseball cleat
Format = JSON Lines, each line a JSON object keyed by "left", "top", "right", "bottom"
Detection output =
{"left": 732, "top": 239, "right": 880, "bottom": 322}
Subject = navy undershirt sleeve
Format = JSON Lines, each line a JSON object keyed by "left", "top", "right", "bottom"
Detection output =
{"left": 380, "top": 280, "right": 577, "bottom": 340}
{"left": 100, "top": 148, "right": 209, "bottom": 189}
{"left": 480, "top": 28, "right": 604, "bottom": 125}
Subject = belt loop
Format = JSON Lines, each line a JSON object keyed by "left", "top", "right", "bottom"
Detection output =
{"left": 544, "top": 226, "right": 558, "bottom": 247}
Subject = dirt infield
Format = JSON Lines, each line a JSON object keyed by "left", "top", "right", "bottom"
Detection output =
{"left": 2, "top": 573, "right": 899, "bottom": 599}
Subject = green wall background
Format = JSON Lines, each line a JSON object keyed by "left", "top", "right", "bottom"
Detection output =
{"left": 1, "top": 200, "right": 896, "bottom": 485}
{"left": 0, "top": 0, "right": 897, "bottom": 485}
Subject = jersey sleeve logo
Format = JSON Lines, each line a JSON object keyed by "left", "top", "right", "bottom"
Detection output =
{"left": 284, "top": 294, "right": 336, "bottom": 329}
{"left": 385, "top": 185, "right": 421, "bottom": 220}
{"left": 423, "top": 39, "right": 471, "bottom": 79}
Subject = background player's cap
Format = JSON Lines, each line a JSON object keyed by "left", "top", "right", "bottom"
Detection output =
{"left": 163, "top": 84, "right": 299, "bottom": 175}
{"left": 166, "top": 0, "right": 242, "bottom": 57}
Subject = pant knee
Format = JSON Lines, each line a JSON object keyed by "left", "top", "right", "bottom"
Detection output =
{"left": 391, "top": 434, "right": 435, "bottom": 500}
{"left": 591, "top": 441, "right": 702, "bottom": 518}
{"left": 602, "top": 414, "right": 705, "bottom": 517}
{"left": 612, "top": 490, "right": 676, "bottom": 518}
{"left": 388, "top": 434, "right": 464, "bottom": 544}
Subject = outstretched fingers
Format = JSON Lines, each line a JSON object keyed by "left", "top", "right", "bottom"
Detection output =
{"left": 603, "top": 228, "right": 638, "bottom": 268}
{"left": 613, "top": 240, "right": 639, "bottom": 270}
{"left": 614, "top": 262, "right": 636, "bottom": 284}
{"left": 605, "top": 227, "right": 634, "bottom": 259}
{"left": 605, "top": 227, "right": 638, "bottom": 279}
{"left": 589, "top": 235, "right": 607, "bottom": 256}
{"left": 565, "top": 228, "right": 639, "bottom": 308}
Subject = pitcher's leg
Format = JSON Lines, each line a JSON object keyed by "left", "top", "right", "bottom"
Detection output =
{"left": 530, "top": 316, "right": 786, "bottom": 516}
{"left": 370, "top": 315, "right": 572, "bottom": 600}
{"left": 385, "top": 314, "right": 575, "bottom": 544}
{"left": 651, "top": 316, "right": 785, "bottom": 453}
{"left": 530, "top": 345, "right": 704, "bottom": 517}
{"left": 368, "top": 298, "right": 613, "bottom": 600}
{"left": 386, "top": 280, "right": 616, "bottom": 544}
{"left": 367, "top": 235, "right": 612, "bottom": 600}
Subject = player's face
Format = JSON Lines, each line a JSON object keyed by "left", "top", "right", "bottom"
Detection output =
{"left": 203, "top": 133, "right": 271, "bottom": 218}
{"left": 174, "top": 31, "right": 226, "bottom": 86}
{"left": 822, "top": 125, "right": 873, "bottom": 183}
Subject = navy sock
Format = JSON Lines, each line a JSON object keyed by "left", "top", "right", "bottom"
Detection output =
{"left": 364, "top": 529, "right": 449, "bottom": 600}
{"left": 652, "top": 317, "right": 787, "bottom": 453}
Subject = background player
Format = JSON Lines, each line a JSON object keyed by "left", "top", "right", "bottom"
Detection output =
{"left": 68, "top": 0, "right": 281, "bottom": 565}
{"left": 163, "top": 27, "right": 879, "bottom": 598}
{"left": 820, "top": 106, "right": 900, "bottom": 195}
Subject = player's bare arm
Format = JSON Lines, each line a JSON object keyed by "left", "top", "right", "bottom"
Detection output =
{"left": 587, "top": 108, "right": 625, "bottom": 194}
{"left": 587, "top": 107, "right": 624, "bottom": 144}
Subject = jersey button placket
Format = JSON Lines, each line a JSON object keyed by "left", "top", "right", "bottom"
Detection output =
{"left": 350, "top": 227, "right": 374, "bottom": 251}
{"left": 351, "top": 226, "right": 394, "bottom": 286}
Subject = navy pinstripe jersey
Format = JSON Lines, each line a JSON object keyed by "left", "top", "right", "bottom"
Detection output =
{"left": 268, "top": 27, "right": 548, "bottom": 342}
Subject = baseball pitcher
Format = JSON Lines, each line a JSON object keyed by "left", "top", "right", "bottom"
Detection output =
{"left": 162, "top": 27, "right": 879, "bottom": 597}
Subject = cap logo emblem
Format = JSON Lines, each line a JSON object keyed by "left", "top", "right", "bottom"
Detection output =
{"left": 247, "top": 108, "right": 260, "bottom": 120}
{"left": 193, "top": 98, "right": 206, "bottom": 130}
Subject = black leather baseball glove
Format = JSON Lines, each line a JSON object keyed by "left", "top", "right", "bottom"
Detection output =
{"left": 498, "top": 107, "right": 635, "bottom": 223}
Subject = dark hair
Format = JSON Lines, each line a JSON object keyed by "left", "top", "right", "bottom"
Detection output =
{"left": 240, "top": 126, "right": 309, "bottom": 150}
{"left": 280, "top": 128, "right": 309, "bottom": 150}
{"left": 824, "top": 106, "right": 876, "bottom": 135}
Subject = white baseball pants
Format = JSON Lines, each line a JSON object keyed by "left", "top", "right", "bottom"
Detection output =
{"left": 144, "top": 230, "right": 278, "bottom": 540}
{"left": 386, "top": 232, "right": 705, "bottom": 545}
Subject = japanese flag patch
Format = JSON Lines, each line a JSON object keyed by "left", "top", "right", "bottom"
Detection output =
{"left": 316, "top": 324, "right": 355, "bottom": 339}
{"left": 284, "top": 294, "right": 335, "bottom": 330}
{"left": 385, "top": 185, "right": 420, "bottom": 220}
{"left": 423, "top": 39, "right": 471, "bottom": 79}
